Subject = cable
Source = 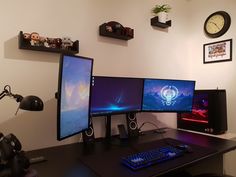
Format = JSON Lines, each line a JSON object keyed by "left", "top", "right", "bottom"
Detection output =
{"left": 138, "top": 121, "right": 167, "bottom": 134}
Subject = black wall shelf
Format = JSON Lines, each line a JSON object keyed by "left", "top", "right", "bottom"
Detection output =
{"left": 18, "top": 31, "right": 79, "bottom": 54}
{"left": 150, "top": 16, "right": 171, "bottom": 28}
{"left": 99, "top": 22, "right": 134, "bottom": 40}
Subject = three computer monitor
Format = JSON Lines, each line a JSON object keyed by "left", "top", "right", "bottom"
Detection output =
{"left": 56, "top": 54, "right": 195, "bottom": 140}
{"left": 57, "top": 54, "right": 93, "bottom": 140}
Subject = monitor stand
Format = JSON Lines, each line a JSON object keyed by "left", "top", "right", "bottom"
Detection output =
{"left": 105, "top": 115, "right": 111, "bottom": 140}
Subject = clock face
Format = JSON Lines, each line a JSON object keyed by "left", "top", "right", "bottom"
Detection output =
{"left": 204, "top": 11, "right": 231, "bottom": 38}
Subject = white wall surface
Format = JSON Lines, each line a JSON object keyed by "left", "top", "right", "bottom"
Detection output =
{"left": 0, "top": 0, "right": 235, "bottom": 175}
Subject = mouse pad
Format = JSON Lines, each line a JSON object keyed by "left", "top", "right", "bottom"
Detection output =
{"left": 79, "top": 138, "right": 217, "bottom": 177}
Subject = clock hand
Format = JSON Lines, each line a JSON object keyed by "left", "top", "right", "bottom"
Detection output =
{"left": 209, "top": 21, "right": 220, "bottom": 30}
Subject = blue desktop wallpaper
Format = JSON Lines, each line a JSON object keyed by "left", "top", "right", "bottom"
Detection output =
{"left": 142, "top": 79, "right": 195, "bottom": 112}
{"left": 90, "top": 77, "right": 143, "bottom": 116}
{"left": 60, "top": 55, "right": 92, "bottom": 139}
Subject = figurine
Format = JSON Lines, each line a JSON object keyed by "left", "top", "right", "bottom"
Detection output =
{"left": 105, "top": 25, "right": 113, "bottom": 32}
{"left": 23, "top": 33, "right": 31, "bottom": 40}
{"left": 61, "top": 37, "right": 73, "bottom": 50}
{"left": 54, "top": 38, "right": 62, "bottom": 49}
{"left": 30, "top": 32, "right": 40, "bottom": 46}
{"left": 47, "top": 38, "right": 56, "bottom": 48}
{"left": 43, "top": 37, "right": 50, "bottom": 48}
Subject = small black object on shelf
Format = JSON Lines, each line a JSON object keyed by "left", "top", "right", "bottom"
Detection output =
{"left": 150, "top": 16, "right": 171, "bottom": 28}
{"left": 99, "top": 21, "right": 134, "bottom": 40}
{"left": 18, "top": 31, "right": 79, "bottom": 54}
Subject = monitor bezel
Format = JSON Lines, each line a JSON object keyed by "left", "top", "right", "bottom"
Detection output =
{"left": 57, "top": 53, "right": 93, "bottom": 140}
{"left": 141, "top": 78, "right": 196, "bottom": 113}
{"left": 90, "top": 75, "right": 144, "bottom": 117}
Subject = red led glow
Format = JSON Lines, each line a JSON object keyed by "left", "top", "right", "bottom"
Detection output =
{"left": 181, "top": 118, "right": 208, "bottom": 124}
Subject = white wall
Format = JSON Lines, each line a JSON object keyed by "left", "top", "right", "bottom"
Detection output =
{"left": 0, "top": 0, "right": 192, "bottom": 150}
{"left": 0, "top": 0, "right": 235, "bottom": 175}
{"left": 186, "top": 0, "right": 236, "bottom": 175}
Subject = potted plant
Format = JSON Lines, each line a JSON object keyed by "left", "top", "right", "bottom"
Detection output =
{"left": 152, "top": 4, "right": 171, "bottom": 23}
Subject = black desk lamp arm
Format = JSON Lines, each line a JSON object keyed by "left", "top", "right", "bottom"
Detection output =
{"left": 0, "top": 85, "right": 23, "bottom": 102}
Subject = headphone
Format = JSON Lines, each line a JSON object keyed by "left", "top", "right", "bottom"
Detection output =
{"left": 0, "top": 133, "right": 30, "bottom": 177}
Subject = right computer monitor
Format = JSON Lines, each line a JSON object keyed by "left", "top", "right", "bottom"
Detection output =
{"left": 142, "top": 79, "right": 195, "bottom": 112}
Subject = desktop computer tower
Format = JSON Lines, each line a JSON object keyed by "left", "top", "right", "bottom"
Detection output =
{"left": 177, "top": 89, "right": 227, "bottom": 135}
{"left": 126, "top": 113, "right": 139, "bottom": 137}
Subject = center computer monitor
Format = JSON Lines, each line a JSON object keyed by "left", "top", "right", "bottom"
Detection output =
{"left": 90, "top": 76, "right": 144, "bottom": 116}
{"left": 57, "top": 54, "right": 93, "bottom": 140}
{"left": 142, "top": 79, "right": 195, "bottom": 112}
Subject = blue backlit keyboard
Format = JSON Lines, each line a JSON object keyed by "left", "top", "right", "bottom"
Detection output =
{"left": 121, "top": 146, "right": 184, "bottom": 170}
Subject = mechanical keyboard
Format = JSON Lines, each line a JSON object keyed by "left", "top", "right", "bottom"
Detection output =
{"left": 121, "top": 146, "right": 184, "bottom": 170}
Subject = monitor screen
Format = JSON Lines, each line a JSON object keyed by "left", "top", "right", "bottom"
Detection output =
{"left": 178, "top": 92, "right": 209, "bottom": 124}
{"left": 142, "top": 79, "right": 195, "bottom": 112}
{"left": 90, "top": 76, "right": 144, "bottom": 116}
{"left": 57, "top": 54, "right": 93, "bottom": 140}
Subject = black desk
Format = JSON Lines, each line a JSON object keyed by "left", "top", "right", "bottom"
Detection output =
{"left": 26, "top": 129, "right": 236, "bottom": 177}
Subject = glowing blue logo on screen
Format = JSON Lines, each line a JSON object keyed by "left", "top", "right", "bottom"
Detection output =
{"left": 161, "top": 85, "right": 179, "bottom": 106}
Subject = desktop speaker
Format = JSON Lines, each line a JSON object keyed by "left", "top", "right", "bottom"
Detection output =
{"left": 126, "top": 113, "right": 139, "bottom": 137}
{"left": 177, "top": 89, "right": 228, "bottom": 135}
{"left": 82, "top": 119, "right": 95, "bottom": 143}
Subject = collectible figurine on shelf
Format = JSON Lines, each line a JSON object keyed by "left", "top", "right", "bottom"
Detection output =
{"left": 41, "top": 37, "right": 50, "bottom": 48}
{"left": 47, "top": 38, "right": 57, "bottom": 48}
{"left": 30, "top": 32, "right": 40, "bottom": 46}
{"left": 23, "top": 33, "right": 31, "bottom": 40}
{"left": 54, "top": 38, "right": 62, "bottom": 49}
{"left": 22, "top": 32, "right": 31, "bottom": 45}
{"left": 105, "top": 25, "right": 113, "bottom": 32}
{"left": 61, "top": 37, "right": 73, "bottom": 50}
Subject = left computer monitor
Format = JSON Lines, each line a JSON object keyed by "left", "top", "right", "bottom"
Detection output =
{"left": 57, "top": 54, "right": 93, "bottom": 140}
{"left": 142, "top": 78, "right": 195, "bottom": 112}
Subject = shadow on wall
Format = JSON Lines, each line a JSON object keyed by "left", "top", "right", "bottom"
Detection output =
{"left": 137, "top": 112, "right": 177, "bottom": 131}
{"left": 97, "top": 32, "right": 129, "bottom": 47}
{"left": 0, "top": 98, "right": 81, "bottom": 151}
{"left": 4, "top": 35, "right": 59, "bottom": 63}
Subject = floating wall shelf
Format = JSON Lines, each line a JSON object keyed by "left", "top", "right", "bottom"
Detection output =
{"left": 18, "top": 31, "right": 79, "bottom": 54}
{"left": 99, "top": 21, "right": 134, "bottom": 40}
{"left": 150, "top": 16, "right": 171, "bottom": 28}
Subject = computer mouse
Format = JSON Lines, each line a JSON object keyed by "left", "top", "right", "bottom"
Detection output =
{"left": 176, "top": 144, "right": 193, "bottom": 153}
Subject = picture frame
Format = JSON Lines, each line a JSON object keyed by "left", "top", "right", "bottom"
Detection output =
{"left": 203, "top": 39, "right": 232, "bottom": 64}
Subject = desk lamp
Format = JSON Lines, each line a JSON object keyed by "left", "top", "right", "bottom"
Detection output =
{"left": 0, "top": 85, "right": 44, "bottom": 177}
{"left": 0, "top": 85, "right": 44, "bottom": 114}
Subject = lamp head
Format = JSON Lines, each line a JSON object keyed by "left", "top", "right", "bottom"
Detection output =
{"left": 19, "top": 95, "right": 44, "bottom": 111}
{"left": 0, "top": 85, "right": 44, "bottom": 114}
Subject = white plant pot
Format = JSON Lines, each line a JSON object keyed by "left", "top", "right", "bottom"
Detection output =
{"left": 158, "top": 12, "right": 168, "bottom": 23}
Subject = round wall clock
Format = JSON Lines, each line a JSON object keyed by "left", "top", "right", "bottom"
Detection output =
{"left": 204, "top": 11, "right": 231, "bottom": 38}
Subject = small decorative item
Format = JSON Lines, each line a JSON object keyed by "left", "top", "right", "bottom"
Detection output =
{"left": 203, "top": 39, "right": 232, "bottom": 64}
{"left": 99, "top": 21, "right": 134, "bottom": 40}
{"left": 61, "top": 37, "right": 73, "bottom": 50}
{"left": 152, "top": 4, "right": 171, "bottom": 23}
{"left": 30, "top": 32, "right": 40, "bottom": 46}
{"left": 19, "top": 31, "right": 79, "bottom": 54}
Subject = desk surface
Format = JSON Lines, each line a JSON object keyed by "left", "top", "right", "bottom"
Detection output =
{"left": 26, "top": 129, "right": 236, "bottom": 177}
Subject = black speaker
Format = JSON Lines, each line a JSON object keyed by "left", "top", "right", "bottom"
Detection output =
{"left": 177, "top": 90, "right": 227, "bottom": 135}
{"left": 82, "top": 120, "right": 95, "bottom": 143}
{"left": 126, "top": 113, "right": 139, "bottom": 137}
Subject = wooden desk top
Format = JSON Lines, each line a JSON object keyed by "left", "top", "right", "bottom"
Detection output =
{"left": 26, "top": 129, "right": 236, "bottom": 177}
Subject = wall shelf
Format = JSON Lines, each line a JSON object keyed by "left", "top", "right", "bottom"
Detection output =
{"left": 18, "top": 31, "right": 79, "bottom": 54}
{"left": 99, "top": 22, "right": 134, "bottom": 40}
{"left": 150, "top": 16, "right": 171, "bottom": 28}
